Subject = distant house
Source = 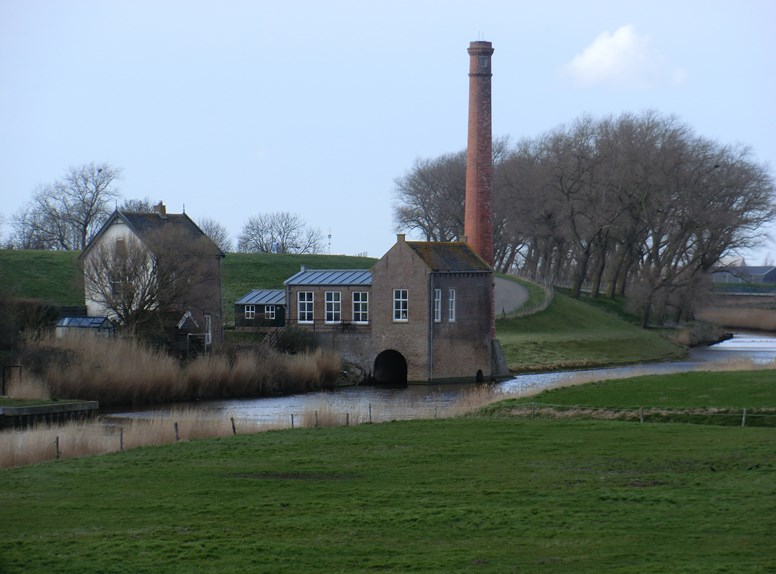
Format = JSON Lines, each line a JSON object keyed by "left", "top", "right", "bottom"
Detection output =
{"left": 713, "top": 265, "right": 776, "bottom": 285}
{"left": 234, "top": 289, "right": 286, "bottom": 332}
{"left": 55, "top": 316, "right": 115, "bottom": 338}
{"left": 276, "top": 234, "right": 494, "bottom": 384}
{"left": 80, "top": 202, "right": 225, "bottom": 345}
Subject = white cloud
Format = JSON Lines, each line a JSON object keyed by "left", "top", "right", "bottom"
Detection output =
{"left": 563, "top": 24, "right": 686, "bottom": 89}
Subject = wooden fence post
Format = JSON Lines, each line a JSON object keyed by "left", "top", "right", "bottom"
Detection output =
{"left": 531, "top": 403, "right": 535, "bottom": 419}
{"left": 315, "top": 410, "right": 319, "bottom": 428}
{"left": 119, "top": 427, "right": 124, "bottom": 451}
{"left": 291, "top": 414, "right": 295, "bottom": 429}
{"left": 346, "top": 412, "right": 350, "bottom": 426}
{"left": 55, "top": 436, "right": 61, "bottom": 460}
{"left": 639, "top": 408, "right": 644, "bottom": 424}
{"left": 741, "top": 408, "right": 747, "bottom": 428}
{"left": 368, "top": 404, "right": 372, "bottom": 424}
{"left": 231, "top": 417, "right": 237, "bottom": 435}
{"left": 174, "top": 422, "right": 180, "bottom": 442}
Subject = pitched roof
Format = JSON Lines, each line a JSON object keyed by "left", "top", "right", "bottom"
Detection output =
{"left": 406, "top": 241, "right": 491, "bottom": 272}
{"left": 119, "top": 211, "right": 224, "bottom": 257}
{"left": 56, "top": 316, "right": 114, "bottom": 329}
{"left": 82, "top": 209, "right": 224, "bottom": 258}
{"left": 284, "top": 268, "right": 372, "bottom": 286}
{"left": 235, "top": 289, "right": 286, "bottom": 306}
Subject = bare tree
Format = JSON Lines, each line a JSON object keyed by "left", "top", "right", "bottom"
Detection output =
{"left": 237, "top": 212, "right": 323, "bottom": 254}
{"left": 120, "top": 198, "right": 156, "bottom": 212}
{"left": 12, "top": 162, "right": 121, "bottom": 250}
{"left": 198, "top": 218, "right": 233, "bottom": 253}
{"left": 393, "top": 151, "right": 467, "bottom": 242}
{"left": 82, "top": 226, "right": 218, "bottom": 332}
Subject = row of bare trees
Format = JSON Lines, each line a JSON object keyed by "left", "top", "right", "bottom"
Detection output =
{"left": 5, "top": 162, "right": 324, "bottom": 255}
{"left": 394, "top": 111, "right": 775, "bottom": 326}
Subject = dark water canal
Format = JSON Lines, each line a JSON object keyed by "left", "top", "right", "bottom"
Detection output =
{"left": 109, "top": 332, "right": 776, "bottom": 425}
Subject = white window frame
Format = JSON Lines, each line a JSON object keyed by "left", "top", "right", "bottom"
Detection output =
{"left": 433, "top": 288, "right": 442, "bottom": 323}
{"left": 265, "top": 305, "right": 275, "bottom": 320}
{"left": 448, "top": 288, "right": 456, "bottom": 323}
{"left": 325, "top": 291, "right": 341, "bottom": 324}
{"left": 353, "top": 291, "right": 369, "bottom": 324}
{"left": 298, "top": 291, "right": 314, "bottom": 324}
{"left": 393, "top": 289, "right": 408, "bottom": 322}
{"left": 245, "top": 305, "right": 256, "bottom": 320}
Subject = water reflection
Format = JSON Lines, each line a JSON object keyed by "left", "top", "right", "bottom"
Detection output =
{"left": 108, "top": 331, "right": 776, "bottom": 424}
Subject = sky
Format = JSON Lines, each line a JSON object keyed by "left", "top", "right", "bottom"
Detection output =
{"left": 1, "top": 0, "right": 775, "bottom": 262}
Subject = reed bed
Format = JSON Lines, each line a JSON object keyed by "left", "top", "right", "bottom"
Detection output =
{"left": 19, "top": 334, "right": 341, "bottom": 407}
{"left": 696, "top": 307, "right": 776, "bottom": 331}
{"left": 0, "top": 409, "right": 270, "bottom": 468}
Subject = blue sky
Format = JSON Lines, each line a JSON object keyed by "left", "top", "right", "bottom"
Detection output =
{"left": 1, "top": 0, "right": 774, "bottom": 262}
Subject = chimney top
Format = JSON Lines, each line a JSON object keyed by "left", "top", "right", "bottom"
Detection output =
{"left": 154, "top": 201, "right": 167, "bottom": 217}
{"left": 397, "top": 233, "right": 406, "bottom": 243}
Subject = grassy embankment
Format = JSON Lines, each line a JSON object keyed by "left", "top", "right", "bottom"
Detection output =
{"left": 1, "top": 372, "right": 775, "bottom": 572}
{"left": 496, "top": 284, "right": 686, "bottom": 372}
{"left": 2, "top": 249, "right": 688, "bottom": 375}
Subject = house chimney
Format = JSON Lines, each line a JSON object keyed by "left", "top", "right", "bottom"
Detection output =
{"left": 154, "top": 201, "right": 167, "bottom": 217}
{"left": 464, "top": 40, "right": 494, "bottom": 267}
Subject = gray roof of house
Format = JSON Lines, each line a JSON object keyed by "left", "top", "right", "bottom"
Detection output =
{"left": 82, "top": 209, "right": 225, "bottom": 259}
{"left": 284, "top": 268, "right": 372, "bottom": 287}
{"left": 235, "top": 289, "right": 286, "bottom": 306}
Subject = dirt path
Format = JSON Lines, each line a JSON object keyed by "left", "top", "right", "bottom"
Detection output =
{"left": 494, "top": 277, "right": 529, "bottom": 316}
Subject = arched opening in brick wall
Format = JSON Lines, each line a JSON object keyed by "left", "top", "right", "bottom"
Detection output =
{"left": 373, "top": 349, "right": 408, "bottom": 387}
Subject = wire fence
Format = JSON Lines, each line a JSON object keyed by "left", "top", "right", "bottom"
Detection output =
{"left": 505, "top": 402, "right": 776, "bottom": 427}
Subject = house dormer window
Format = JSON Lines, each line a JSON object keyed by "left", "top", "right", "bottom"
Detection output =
{"left": 393, "top": 289, "right": 408, "bottom": 322}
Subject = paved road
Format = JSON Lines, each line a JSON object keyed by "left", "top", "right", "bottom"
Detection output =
{"left": 494, "top": 277, "right": 529, "bottom": 316}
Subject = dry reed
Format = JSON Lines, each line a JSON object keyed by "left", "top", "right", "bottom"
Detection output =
{"left": 5, "top": 376, "right": 50, "bottom": 400}
{"left": 20, "top": 334, "right": 343, "bottom": 406}
{"left": 696, "top": 307, "right": 776, "bottom": 331}
{"left": 0, "top": 410, "right": 268, "bottom": 468}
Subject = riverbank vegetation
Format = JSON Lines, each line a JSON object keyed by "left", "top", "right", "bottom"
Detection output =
{"left": 18, "top": 333, "right": 341, "bottom": 407}
{"left": 2, "top": 403, "right": 774, "bottom": 571}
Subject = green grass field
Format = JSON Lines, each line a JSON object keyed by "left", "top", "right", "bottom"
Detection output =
{"left": 1, "top": 413, "right": 773, "bottom": 573}
{"left": 495, "top": 290, "right": 685, "bottom": 372}
{"left": 0, "top": 250, "right": 84, "bottom": 306}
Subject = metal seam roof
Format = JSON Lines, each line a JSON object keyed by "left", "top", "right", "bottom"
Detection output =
{"left": 284, "top": 269, "right": 372, "bottom": 286}
{"left": 235, "top": 289, "right": 286, "bottom": 305}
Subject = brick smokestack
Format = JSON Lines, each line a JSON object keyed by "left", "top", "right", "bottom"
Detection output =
{"left": 464, "top": 40, "right": 494, "bottom": 267}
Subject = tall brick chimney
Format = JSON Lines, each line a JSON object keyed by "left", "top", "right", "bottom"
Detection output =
{"left": 464, "top": 40, "right": 494, "bottom": 267}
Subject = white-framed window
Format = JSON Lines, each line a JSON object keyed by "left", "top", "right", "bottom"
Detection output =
{"left": 325, "top": 291, "right": 341, "bottom": 324}
{"left": 298, "top": 291, "right": 313, "bottom": 323}
{"left": 265, "top": 305, "right": 275, "bottom": 320}
{"left": 245, "top": 305, "right": 256, "bottom": 320}
{"left": 433, "top": 288, "right": 442, "bottom": 323}
{"left": 448, "top": 288, "right": 456, "bottom": 322}
{"left": 353, "top": 291, "right": 369, "bottom": 324}
{"left": 393, "top": 289, "right": 408, "bottom": 322}
{"left": 204, "top": 314, "right": 212, "bottom": 346}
